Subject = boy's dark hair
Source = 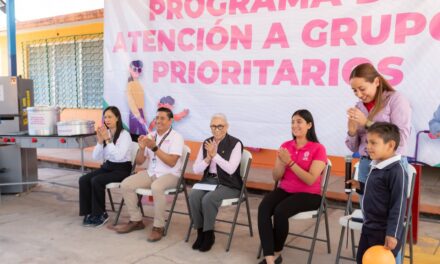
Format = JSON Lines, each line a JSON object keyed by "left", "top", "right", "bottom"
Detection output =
{"left": 367, "top": 122, "right": 400, "bottom": 150}
{"left": 157, "top": 107, "right": 174, "bottom": 119}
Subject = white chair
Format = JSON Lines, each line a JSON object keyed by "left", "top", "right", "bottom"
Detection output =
{"left": 185, "top": 149, "right": 254, "bottom": 252}
{"left": 133, "top": 145, "right": 192, "bottom": 236}
{"left": 334, "top": 163, "right": 416, "bottom": 264}
{"left": 402, "top": 164, "right": 416, "bottom": 264}
{"left": 105, "top": 141, "right": 139, "bottom": 212}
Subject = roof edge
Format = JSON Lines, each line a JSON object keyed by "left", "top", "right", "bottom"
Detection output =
{"left": 15, "top": 8, "right": 103, "bottom": 30}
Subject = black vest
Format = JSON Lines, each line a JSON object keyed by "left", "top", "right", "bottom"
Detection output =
{"left": 202, "top": 134, "right": 243, "bottom": 190}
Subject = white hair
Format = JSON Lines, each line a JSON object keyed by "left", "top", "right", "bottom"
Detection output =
{"left": 211, "top": 113, "right": 228, "bottom": 125}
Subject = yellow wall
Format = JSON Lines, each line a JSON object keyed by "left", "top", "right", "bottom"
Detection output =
{"left": 0, "top": 21, "right": 103, "bottom": 76}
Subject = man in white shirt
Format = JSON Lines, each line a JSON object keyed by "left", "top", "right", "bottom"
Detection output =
{"left": 115, "top": 107, "right": 184, "bottom": 242}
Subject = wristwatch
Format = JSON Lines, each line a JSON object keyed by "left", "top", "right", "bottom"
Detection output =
{"left": 151, "top": 146, "right": 159, "bottom": 152}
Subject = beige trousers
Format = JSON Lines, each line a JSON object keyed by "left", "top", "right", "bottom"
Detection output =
{"left": 120, "top": 171, "right": 179, "bottom": 227}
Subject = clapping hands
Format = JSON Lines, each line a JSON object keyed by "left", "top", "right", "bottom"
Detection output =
{"left": 138, "top": 134, "right": 156, "bottom": 150}
{"left": 204, "top": 140, "right": 217, "bottom": 159}
{"left": 278, "top": 147, "right": 292, "bottom": 165}
{"left": 96, "top": 126, "right": 110, "bottom": 144}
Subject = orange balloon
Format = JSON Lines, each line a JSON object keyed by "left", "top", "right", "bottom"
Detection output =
{"left": 362, "top": 245, "right": 395, "bottom": 264}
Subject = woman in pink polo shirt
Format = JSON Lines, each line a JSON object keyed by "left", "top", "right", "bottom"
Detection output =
{"left": 257, "top": 109, "right": 327, "bottom": 264}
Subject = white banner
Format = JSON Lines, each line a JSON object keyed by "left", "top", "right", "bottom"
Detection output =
{"left": 104, "top": 0, "right": 440, "bottom": 166}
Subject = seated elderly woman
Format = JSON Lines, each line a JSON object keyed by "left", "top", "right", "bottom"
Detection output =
{"left": 257, "top": 109, "right": 327, "bottom": 264}
{"left": 188, "top": 113, "right": 243, "bottom": 252}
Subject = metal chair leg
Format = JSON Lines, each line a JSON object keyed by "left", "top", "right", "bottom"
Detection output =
{"left": 324, "top": 206, "right": 331, "bottom": 253}
{"left": 226, "top": 199, "right": 243, "bottom": 252}
{"left": 409, "top": 222, "right": 414, "bottom": 264}
{"left": 137, "top": 194, "right": 145, "bottom": 217}
{"left": 307, "top": 210, "right": 323, "bottom": 264}
{"left": 350, "top": 229, "right": 356, "bottom": 258}
{"left": 113, "top": 198, "right": 124, "bottom": 226}
{"left": 244, "top": 191, "right": 254, "bottom": 237}
{"left": 164, "top": 190, "right": 179, "bottom": 236}
{"left": 183, "top": 184, "right": 192, "bottom": 222}
{"left": 257, "top": 244, "right": 262, "bottom": 259}
{"left": 107, "top": 188, "right": 115, "bottom": 212}
{"left": 335, "top": 225, "right": 346, "bottom": 264}
{"left": 185, "top": 219, "right": 193, "bottom": 242}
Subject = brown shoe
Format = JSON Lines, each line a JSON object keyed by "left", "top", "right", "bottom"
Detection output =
{"left": 147, "top": 226, "right": 164, "bottom": 242}
{"left": 115, "top": 221, "right": 145, "bottom": 234}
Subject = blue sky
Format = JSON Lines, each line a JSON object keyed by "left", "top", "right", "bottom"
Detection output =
{"left": 1, "top": 0, "right": 103, "bottom": 30}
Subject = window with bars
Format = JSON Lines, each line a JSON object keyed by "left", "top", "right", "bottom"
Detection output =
{"left": 23, "top": 34, "right": 103, "bottom": 108}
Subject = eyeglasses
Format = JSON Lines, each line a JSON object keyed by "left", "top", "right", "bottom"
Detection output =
{"left": 131, "top": 66, "right": 142, "bottom": 73}
{"left": 210, "top": 125, "right": 225, "bottom": 131}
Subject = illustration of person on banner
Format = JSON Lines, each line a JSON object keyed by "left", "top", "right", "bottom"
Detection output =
{"left": 148, "top": 95, "right": 189, "bottom": 132}
{"left": 126, "top": 60, "right": 147, "bottom": 135}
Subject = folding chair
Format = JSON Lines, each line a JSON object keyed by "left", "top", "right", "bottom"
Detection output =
{"left": 134, "top": 145, "right": 192, "bottom": 236}
{"left": 105, "top": 141, "right": 139, "bottom": 212}
{"left": 185, "top": 149, "right": 254, "bottom": 252}
{"left": 257, "top": 159, "right": 332, "bottom": 264}
{"left": 334, "top": 163, "right": 416, "bottom": 264}
{"left": 334, "top": 162, "right": 361, "bottom": 263}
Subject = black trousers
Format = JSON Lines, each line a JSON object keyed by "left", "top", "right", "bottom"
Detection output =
{"left": 79, "top": 161, "right": 132, "bottom": 216}
{"left": 258, "top": 188, "right": 321, "bottom": 256}
{"left": 356, "top": 226, "right": 402, "bottom": 264}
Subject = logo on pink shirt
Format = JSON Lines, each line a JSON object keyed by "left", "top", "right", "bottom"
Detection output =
{"left": 303, "top": 151, "right": 310, "bottom": 161}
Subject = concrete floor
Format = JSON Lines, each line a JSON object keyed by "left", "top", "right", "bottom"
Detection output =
{"left": 1, "top": 167, "right": 440, "bottom": 263}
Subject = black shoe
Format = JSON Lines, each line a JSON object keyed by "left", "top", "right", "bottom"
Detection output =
{"left": 192, "top": 228, "right": 204, "bottom": 250}
{"left": 275, "top": 255, "right": 283, "bottom": 264}
{"left": 199, "top": 230, "right": 215, "bottom": 252}
{"left": 258, "top": 255, "right": 282, "bottom": 264}
{"left": 82, "top": 215, "right": 93, "bottom": 226}
{"left": 90, "top": 212, "right": 109, "bottom": 227}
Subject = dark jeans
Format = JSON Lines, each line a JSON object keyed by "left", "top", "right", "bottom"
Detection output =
{"left": 258, "top": 188, "right": 321, "bottom": 256}
{"left": 79, "top": 161, "right": 132, "bottom": 216}
{"left": 356, "top": 226, "right": 402, "bottom": 264}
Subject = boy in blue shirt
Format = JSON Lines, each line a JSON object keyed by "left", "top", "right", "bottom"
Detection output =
{"left": 348, "top": 122, "right": 408, "bottom": 264}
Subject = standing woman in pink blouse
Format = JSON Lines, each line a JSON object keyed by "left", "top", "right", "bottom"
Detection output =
{"left": 345, "top": 63, "right": 412, "bottom": 187}
{"left": 258, "top": 109, "right": 327, "bottom": 264}
{"left": 188, "top": 113, "right": 243, "bottom": 253}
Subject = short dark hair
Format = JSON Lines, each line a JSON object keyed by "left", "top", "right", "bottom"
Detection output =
{"left": 367, "top": 122, "right": 400, "bottom": 150}
{"left": 157, "top": 107, "right": 174, "bottom": 119}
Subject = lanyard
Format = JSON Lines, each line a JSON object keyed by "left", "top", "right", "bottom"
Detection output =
{"left": 153, "top": 128, "right": 172, "bottom": 159}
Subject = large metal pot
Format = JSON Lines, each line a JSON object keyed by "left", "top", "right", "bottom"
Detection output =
{"left": 27, "top": 106, "right": 60, "bottom": 136}
{"left": 57, "top": 120, "right": 95, "bottom": 136}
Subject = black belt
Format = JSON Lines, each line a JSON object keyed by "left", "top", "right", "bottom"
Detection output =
{"left": 360, "top": 155, "right": 371, "bottom": 160}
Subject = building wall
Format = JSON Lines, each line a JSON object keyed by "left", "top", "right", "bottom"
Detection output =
{"left": 1, "top": 15, "right": 103, "bottom": 76}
